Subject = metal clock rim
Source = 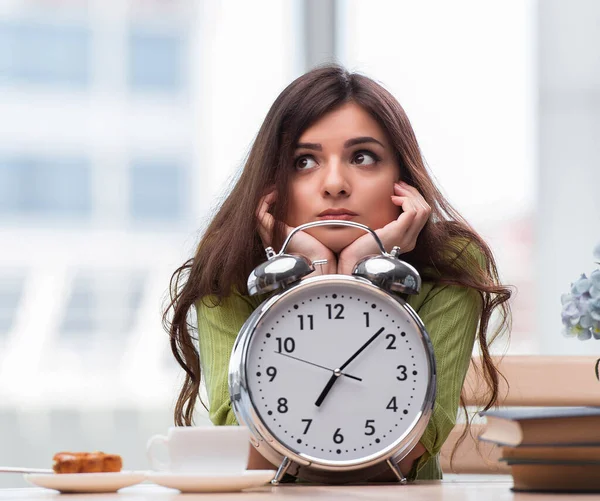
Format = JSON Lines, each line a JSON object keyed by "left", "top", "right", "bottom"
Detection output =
{"left": 229, "top": 274, "right": 437, "bottom": 481}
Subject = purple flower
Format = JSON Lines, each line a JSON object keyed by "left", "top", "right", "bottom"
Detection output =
{"left": 590, "top": 296, "right": 600, "bottom": 321}
{"left": 561, "top": 241, "right": 600, "bottom": 340}
{"left": 571, "top": 275, "right": 591, "bottom": 296}
{"left": 590, "top": 269, "right": 600, "bottom": 290}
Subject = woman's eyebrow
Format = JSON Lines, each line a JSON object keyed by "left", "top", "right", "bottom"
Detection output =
{"left": 295, "top": 142, "right": 322, "bottom": 151}
{"left": 295, "top": 136, "right": 385, "bottom": 151}
{"left": 344, "top": 136, "right": 385, "bottom": 148}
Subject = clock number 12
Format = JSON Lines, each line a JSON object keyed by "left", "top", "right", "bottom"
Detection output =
{"left": 326, "top": 304, "right": 345, "bottom": 319}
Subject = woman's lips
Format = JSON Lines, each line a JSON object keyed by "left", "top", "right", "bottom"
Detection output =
{"left": 316, "top": 214, "right": 356, "bottom": 221}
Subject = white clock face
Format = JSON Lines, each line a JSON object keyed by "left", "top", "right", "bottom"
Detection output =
{"left": 245, "top": 279, "right": 432, "bottom": 464}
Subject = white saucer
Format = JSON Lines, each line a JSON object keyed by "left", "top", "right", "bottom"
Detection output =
{"left": 146, "top": 470, "right": 276, "bottom": 492}
{"left": 23, "top": 471, "right": 147, "bottom": 493}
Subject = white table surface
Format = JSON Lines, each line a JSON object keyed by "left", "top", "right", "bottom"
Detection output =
{"left": 1, "top": 475, "right": 598, "bottom": 501}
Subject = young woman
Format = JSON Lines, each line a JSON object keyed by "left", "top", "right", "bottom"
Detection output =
{"left": 165, "top": 64, "right": 511, "bottom": 481}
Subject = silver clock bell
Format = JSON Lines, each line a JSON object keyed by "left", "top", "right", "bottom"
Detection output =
{"left": 247, "top": 220, "right": 422, "bottom": 296}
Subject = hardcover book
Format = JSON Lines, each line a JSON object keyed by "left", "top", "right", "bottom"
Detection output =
{"left": 478, "top": 407, "right": 600, "bottom": 446}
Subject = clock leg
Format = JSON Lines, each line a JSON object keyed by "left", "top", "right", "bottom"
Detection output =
{"left": 271, "top": 456, "right": 292, "bottom": 486}
{"left": 385, "top": 459, "right": 407, "bottom": 484}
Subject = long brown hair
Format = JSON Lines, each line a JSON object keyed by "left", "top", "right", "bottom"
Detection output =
{"left": 164, "top": 65, "right": 512, "bottom": 459}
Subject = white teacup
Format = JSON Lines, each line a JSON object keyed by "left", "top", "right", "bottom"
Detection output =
{"left": 146, "top": 426, "right": 250, "bottom": 475}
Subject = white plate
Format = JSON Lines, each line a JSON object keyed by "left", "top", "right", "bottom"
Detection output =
{"left": 146, "top": 470, "right": 276, "bottom": 492}
{"left": 23, "top": 471, "right": 147, "bottom": 493}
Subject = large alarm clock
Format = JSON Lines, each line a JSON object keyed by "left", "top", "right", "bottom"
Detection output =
{"left": 228, "top": 221, "right": 436, "bottom": 484}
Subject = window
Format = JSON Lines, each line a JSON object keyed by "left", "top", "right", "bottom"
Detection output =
{"left": 0, "top": 21, "right": 89, "bottom": 87}
{"left": 0, "top": 157, "right": 92, "bottom": 217}
{"left": 60, "top": 270, "right": 146, "bottom": 340}
{"left": 129, "top": 29, "right": 184, "bottom": 92}
{"left": 129, "top": 160, "right": 187, "bottom": 221}
{"left": 0, "top": 271, "right": 25, "bottom": 336}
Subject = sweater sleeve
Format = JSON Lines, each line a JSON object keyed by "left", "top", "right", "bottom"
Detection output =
{"left": 406, "top": 256, "right": 484, "bottom": 479}
{"left": 196, "top": 291, "right": 260, "bottom": 426}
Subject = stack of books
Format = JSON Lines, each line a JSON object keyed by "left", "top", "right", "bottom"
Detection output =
{"left": 479, "top": 406, "right": 600, "bottom": 493}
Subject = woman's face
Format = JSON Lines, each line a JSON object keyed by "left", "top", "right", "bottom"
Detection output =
{"left": 286, "top": 102, "right": 401, "bottom": 253}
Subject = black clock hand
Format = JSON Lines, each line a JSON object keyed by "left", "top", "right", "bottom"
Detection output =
{"left": 315, "top": 327, "right": 385, "bottom": 407}
{"left": 339, "top": 327, "right": 386, "bottom": 371}
{"left": 314, "top": 372, "right": 338, "bottom": 407}
{"left": 275, "top": 351, "right": 362, "bottom": 381}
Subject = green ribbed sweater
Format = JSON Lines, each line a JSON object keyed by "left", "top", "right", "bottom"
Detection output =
{"left": 196, "top": 251, "right": 483, "bottom": 481}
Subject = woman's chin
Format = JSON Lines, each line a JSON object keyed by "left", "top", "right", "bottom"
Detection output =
{"left": 306, "top": 227, "right": 363, "bottom": 255}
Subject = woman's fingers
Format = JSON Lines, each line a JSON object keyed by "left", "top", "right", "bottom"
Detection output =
{"left": 385, "top": 182, "right": 431, "bottom": 253}
{"left": 340, "top": 182, "right": 430, "bottom": 271}
{"left": 256, "top": 195, "right": 273, "bottom": 224}
{"left": 391, "top": 195, "right": 419, "bottom": 214}
{"left": 400, "top": 184, "right": 431, "bottom": 245}
{"left": 256, "top": 192, "right": 276, "bottom": 246}
{"left": 256, "top": 191, "right": 336, "bottom": 272}
{"left": 394, "top": 182, "right": 431, "bottom": 212}
{"left": 262, "top": 190, "right": 277, "bottom": 205}
{"left": 392, "top": 197, "right": 429, "bottom": 242}
{"left": 380, "top": 210, "right": 417, "bottom": 252}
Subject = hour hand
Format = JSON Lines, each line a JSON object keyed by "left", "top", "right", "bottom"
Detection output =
{"left": 315, "top": 373, "right": 339, "bottom": 407}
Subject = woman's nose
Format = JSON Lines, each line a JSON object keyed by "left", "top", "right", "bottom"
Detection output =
{"left": 322, "top": 160, "right": 351, "bottom": 197}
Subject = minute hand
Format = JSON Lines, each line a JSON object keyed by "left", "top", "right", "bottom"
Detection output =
{"left": 314, "top": 327, "right": 385, "bottom": 407}
{"left": 339, "top": 326, "right": 386, "bottom": 371}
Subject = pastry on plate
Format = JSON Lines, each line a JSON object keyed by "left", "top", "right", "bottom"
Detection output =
{"left": 52, "top": 452, "right": 123, "bottom": 474}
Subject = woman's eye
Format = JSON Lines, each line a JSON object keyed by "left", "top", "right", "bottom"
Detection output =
{"left": 295, "top": 156, "right": 318, "bottom": 171}
{"left": 352, "top": 151, "right": 378, "bottom": 166}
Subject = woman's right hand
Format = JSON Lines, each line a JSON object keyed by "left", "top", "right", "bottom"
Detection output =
{"left": 256, "top": 190, "right": 337, "bottom": 275}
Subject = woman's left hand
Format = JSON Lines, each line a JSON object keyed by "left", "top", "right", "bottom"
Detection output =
{"left": 338, "top": 182, "right": 431, "bottom": 275}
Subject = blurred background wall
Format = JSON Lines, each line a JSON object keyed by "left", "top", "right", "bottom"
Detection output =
{"left": 0, "top": 0, "right": 598, "bottom": 487}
